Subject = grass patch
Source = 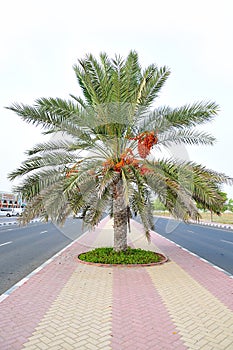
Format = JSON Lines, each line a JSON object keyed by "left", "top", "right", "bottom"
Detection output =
{"left": 78, "top": 247, "right": 163, "bottom": 265}
{"left": 199, "top": 212, "right": 233, "bottom": 225}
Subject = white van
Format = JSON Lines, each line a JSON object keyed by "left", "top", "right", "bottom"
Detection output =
{"left": 0, "top": 208, "right": 14, "bottom": 217}
{"left": 12, "top": 208, "right": 24, "bottom": 216}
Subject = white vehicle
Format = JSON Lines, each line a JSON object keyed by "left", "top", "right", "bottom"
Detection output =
{"left": 0, "top": 208, "right": 14, "bottom": 217}
{"left": 73, "top": 211, "right": 84, "bottom": 219}
{"left": 12, "top": 208, "right": 24, "bottom": 216}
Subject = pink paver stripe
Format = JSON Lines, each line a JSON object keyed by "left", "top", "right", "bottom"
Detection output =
{"left": 112, "top": 267, "right": 186, "bottom": 350}
{"left": 132, "top": 220, "right": 233, "bottom": 311}
{"left": 0, "top": 250, "right": 77, "bottom": 350}
{"left": 0, "top": 218, "right": 109, "bottom": 350}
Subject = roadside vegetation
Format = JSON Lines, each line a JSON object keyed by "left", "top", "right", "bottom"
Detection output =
{"left": 200, "top": 211, "right": 233, "bottom": 224}
{"left": 153, "top": 196, "right": 233, "bottom": 224}
{"left": 78, "top": 247, "right": 164, "bottom": 265}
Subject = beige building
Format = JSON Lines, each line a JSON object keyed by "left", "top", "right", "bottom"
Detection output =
{"left": 0, "top": 191, "right": 22, "bottom": 208}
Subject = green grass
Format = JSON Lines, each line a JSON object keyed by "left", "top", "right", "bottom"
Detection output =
{"left": 199, "top": 212, "right": 233, "bottom": 224}
{"left": 78, "top": 247, "right": 163, "bottom": 265}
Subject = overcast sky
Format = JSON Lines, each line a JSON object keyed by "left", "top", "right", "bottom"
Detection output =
{"left": 1, "top": 0, "right": 233, "bottom": 198}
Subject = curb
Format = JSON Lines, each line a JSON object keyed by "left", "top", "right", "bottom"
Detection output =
{"left": 194, "top": 221, "right": 233, "bottom": 231}
{"left": 0, "top": 221, "right": 18, "bottom": 227}
{"left": 0, "top": 216, "right": 109, "bottom": 303}
{"left": 0, "top": 235, "right": 83, "bottom": 303}
{"left": 152, "top": 231, "right": 233, "bottom": 279}
{"left": 0, "top": 218, "right": 41, "bottom": 227}
{"left": 133, "top": 219, "right": 233, "bottom": 279}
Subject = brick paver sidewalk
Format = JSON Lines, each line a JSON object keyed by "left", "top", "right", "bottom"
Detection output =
{"left": 0, "top": 217, "right": 232, "bottom": 350}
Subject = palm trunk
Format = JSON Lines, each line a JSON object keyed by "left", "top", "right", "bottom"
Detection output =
{"left": 113, "top": 180, "right": 128, "bottom": 252}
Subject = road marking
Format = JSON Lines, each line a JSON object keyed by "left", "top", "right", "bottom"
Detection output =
{"left": 6, "top": 229, "right": 13, "bottom": 231}
{"left": 220, "top": 239, "right": 233, "bottom": 245}
{"left": 40, "top": 230, "right": 48, "bottom": 234}
{"left": 0, "top": 241, "right": 12, "bottom": 247}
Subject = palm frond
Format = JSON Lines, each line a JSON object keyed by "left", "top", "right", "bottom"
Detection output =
{"left": 140, "top": 101, "right": 219, "bottom": 132}
{"left": 25, "top": 139, "right": 92, "bottom": 156}
{"left": 8, "top": 151, "right": 77, "bottom": 179}
{"left": 131, "top": 187, "right": 154, "bottom": 240}
{"left": 136, "top": 65, "right": 170, "bottom": 109}
{"left": 73, "top": 53, "right": 111, "bottom": 106}
{"left": 25, "top": 140, "right": 73, "bottom": 156}
{"left": 158, "top": 129, "right": 216, "bottom": 146}
{"left": 97, "top": 169, "right": 119, "bottom": 199}
{"left": 120, "top": 50, "right": 141, "bottom": 103}
{"left": 7, "top": 98, "right": 84, "bottom": 129}
{"left": 18, "top": 194, "right": 47, "bottom": 225}
{"left": 12, "top": 169, "right": 65, "bottom": 200}
{"left": 144, "top": 158, "right": 233, "bottom": 217}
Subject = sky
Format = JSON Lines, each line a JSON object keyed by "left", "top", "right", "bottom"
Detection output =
{"left": 1, "top": 0, "right": 233, "bottom": 198}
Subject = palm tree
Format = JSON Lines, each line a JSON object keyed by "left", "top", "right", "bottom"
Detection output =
{"left": 7, "top": 51, "right": 232, "bottom": 251}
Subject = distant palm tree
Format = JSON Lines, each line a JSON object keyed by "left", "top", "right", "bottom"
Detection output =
{"left": 8, "top": 51, "right": 232, "bottom": 251}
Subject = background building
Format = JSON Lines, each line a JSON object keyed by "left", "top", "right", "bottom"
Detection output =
{"left": 0, "top": 191, "right": 26, "bottom": 208}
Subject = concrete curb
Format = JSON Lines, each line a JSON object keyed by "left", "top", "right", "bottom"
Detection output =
{"left": 0, "top": 221, "right": 18, "bottom": 226}
{"left": 0, "top": 218, "right": 41, "bottom": 227}
{"left": 135, "top": 218, "right": 233, "bottom": 278}
{"left": 157, "top": 233, "right": 233, "bottom": 279}
{"left": 0, "top": 216, "right": 110, "bottom": 303}
{"left": 191, "top": 220, "right": 233, "bottom": 231}
{"left": 0, "top": 238, "right": 78, "bottom": 303}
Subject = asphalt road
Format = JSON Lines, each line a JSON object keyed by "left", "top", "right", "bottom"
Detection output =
{"left": 150, "top": 216, "right": 233, "bottom": 275}
{"left": 0, "top": 218, "right": 85, "bottom": 295}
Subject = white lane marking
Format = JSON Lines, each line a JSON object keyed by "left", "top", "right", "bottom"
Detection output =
{"left": 40, "top": 230, "right": 48, "bottom": 234}
{"left": 220, "top": 239, "right": 233, "bottom": 245}
{"left": 0, "top": 241, "right": 12, "bottom": 247}
{"left": 6, "top": 229, "right": 13, "bottom": 231}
